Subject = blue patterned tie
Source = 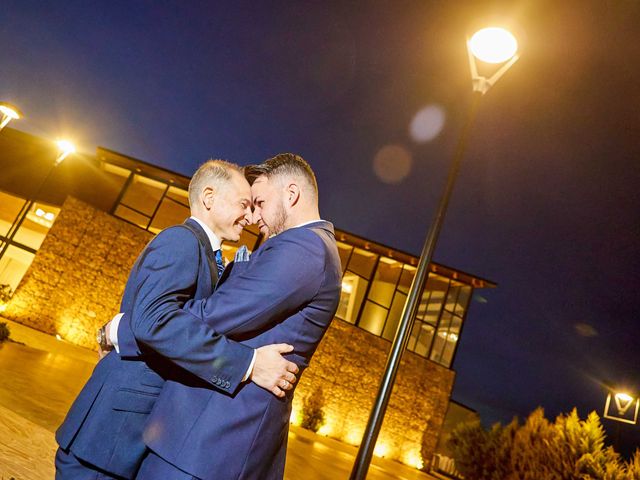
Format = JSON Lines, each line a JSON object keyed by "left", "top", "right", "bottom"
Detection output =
{"left": 214, "top": 249, "right": 225, "bottom": 278}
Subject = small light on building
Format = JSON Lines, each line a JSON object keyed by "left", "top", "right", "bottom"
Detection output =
{"left": 402, "top": 449, "right": 424, "bottom": 470}
{"left": 373, "top": 442, "right": 389, "bottom": 458}
{"left": 44, "top": 212, "right": 55, "bottom": 221}
{"left": 289, "top": 406, "right": 302, "bottom": 426}
{"left": 35, "top": 208, "right": 45, "bottom": 217}
{"left": 0, "top": 304, "right": 6, "bottom": 313}
{"left": 341, "top": 281, "right": 353, "bottom": 294}
{"left": 317, "top": 419, "right": 333, "bottom": 437}
{"left": 344, "top": 428, "right": 363, "bottom": 446}
{"left": 55, "top": 334, "right": 62, "bottom": 341}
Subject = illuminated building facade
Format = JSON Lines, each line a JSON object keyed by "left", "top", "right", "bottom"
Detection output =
{"left": 0, "top": 127, "right": 494, "bottom": 468}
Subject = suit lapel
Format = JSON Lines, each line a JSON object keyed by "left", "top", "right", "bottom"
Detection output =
{"left": 183, "top": 218, "right": 220, "bottom": 287}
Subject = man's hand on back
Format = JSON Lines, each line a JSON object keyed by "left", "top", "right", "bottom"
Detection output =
{"left": 251, "top": 344, "right": 299, "bottom": 398}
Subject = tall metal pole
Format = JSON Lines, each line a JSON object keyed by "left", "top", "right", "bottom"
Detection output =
{"left": 350, "top": 91, "right": 483, "bottom": 479}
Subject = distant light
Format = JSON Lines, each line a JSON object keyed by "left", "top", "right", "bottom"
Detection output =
{"left": 410, "top": 105, "right": 446, "bottom": 143}
{"left": 373, "top": 145, "right": 413, "bottom": 184}
{"left": 55, "top": 334, "right": 62, "bottom": 341}
{"left": 469, "top": 27, "right": 518, "bottom": 63}
{"left": 35, "top": 208, "right": 46, "bottom": 217}
{"left": 341, "top": 281, "right": 353, "bottom": 294}
{"left": 574, "top": 323, "right": 598, "bottom": 337}
{"left": 44, "top": 212, "right": 55, "bottom": 221}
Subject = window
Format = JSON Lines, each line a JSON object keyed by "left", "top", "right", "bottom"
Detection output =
{"left": 336, "top": 241, "right": 353, "bottom": 273}
{"left": 368, "top": 257, "right": 402, "bottom": 308}
{"left": 0, "top": 194, "right": 58, "bottom": 291}
{"left": 336, "top": 271, "right": 368, "bottom": 324}
{"left": 0, "top": 191, "right": 27, "bottom": 238}
{"left": 120, "top": 174, "right": 167, "bottom": 217}
{"left": 12, "top": 202, "right": 61, "bottom": 250}
{"left": 148, "top": 189, "right": 190, "bottom": 234}
{"left": 0, "top": 245, "right": 35, "bottom": 291}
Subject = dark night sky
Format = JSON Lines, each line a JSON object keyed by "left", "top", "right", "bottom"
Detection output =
{"left": 2, "top": 0, "right": 639, "bottom": 454}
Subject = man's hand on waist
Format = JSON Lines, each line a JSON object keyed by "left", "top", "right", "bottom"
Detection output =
{"left": 251, "top": 344, "right": 299, "bottom": 398}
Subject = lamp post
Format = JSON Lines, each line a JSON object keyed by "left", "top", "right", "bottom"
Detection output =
{"left": 349, "top": 27, "right": 519, "bottom": 480}
{"left": 0, "top": 139, "right": 76, "bottom": 263}
{"left": 0, "top": 102, "right": 22, "bottom": 132}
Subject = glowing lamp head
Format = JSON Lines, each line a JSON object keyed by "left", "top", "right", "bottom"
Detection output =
{"left": 0, "top": 102, "right": 22, "bottom": 120}
{"left": 615, "top": 392, "right": 634, "bottom": 403}
{"left": 56, "top": 139, "right": 76, "bottom": 156}
{"left": 469, "top": 27, "right": 518, "bottom": 63}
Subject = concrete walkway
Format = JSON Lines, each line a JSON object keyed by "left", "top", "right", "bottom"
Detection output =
{"left": 0, "top": 318, "right": 436, "bottom": 479}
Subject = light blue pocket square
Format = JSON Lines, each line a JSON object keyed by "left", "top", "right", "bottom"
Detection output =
{"left": 234, "top": 245, "right": 251, "bottom": 263}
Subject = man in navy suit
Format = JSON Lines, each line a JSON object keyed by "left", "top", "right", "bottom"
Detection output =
{"left": 55, "top": 160, "right": 299, "bottom": 479}
{"left": 114, "top": 153, "right": 342, "bottom": 479}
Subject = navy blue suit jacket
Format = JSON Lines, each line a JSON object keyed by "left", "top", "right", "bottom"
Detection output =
{"left": 55, "top": 219, "right": 254, "bottom": 478}
{"left": 118, "top": 221, "right": 341, "bottom": 479}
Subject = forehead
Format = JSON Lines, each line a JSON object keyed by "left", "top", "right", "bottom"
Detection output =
{"left": 250, "top": 176, "right": 273, "bottom": 196}
{"left": 224, "top": 170, "right": 251, "bottom": 197}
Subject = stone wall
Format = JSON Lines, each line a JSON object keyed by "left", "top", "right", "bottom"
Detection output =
{"left": 5, "top": 195, "right": 454, "bottom": 468}
{"left": 5, "top": 196, "right": 152, "bottom": 349}
{"left": 294, "top": 318, "right": 455, "bottom": 468}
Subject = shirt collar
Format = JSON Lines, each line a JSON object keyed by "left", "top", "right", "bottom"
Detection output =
{"left": 190, "top": 216, "right": 222, "bottom": 251}
{"left": 292, "top": 219, "right": 324, "bottom": 229}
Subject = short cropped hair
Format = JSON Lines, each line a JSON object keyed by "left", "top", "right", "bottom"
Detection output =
{"left": 188, "top": 159, "right": 242, "bottom": 208}
{"left": 245, "top": 153, "right": 318, "bottom": 197}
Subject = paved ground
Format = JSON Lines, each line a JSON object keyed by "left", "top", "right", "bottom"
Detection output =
{"left": 0, "top": 318, "right": 436, "bottom": 479}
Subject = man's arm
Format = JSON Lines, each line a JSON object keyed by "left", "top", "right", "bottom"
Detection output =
{"left": 116, "top": 226, "right": 256, "bottom": 394}
{"left": 184, "top": 229, "right": 326, "bottom": 337}
{"left": 117, "top": 228, "right": 324, "bottom": 393}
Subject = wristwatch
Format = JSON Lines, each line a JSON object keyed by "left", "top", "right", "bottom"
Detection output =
{"left": 96, "top": 325, "right": 113, "bottom": 351}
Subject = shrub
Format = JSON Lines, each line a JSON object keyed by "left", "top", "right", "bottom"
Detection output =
{"left": 0, "top": 322, "right": 10, "bottom": 343}
{"left": 301, "top": 386, "right": 325, "bottom": 433}
{"left": 0, "top": 283, "right": 12, "bottom": 303}
{"left": 449, "top": 408, "right": 639, "bottom": 480}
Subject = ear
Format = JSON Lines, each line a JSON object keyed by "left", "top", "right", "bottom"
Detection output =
{"left": 285, "top": 183, "right": 301, "bottom": 207}
{"left": 202, "top": 186, "right": 215, "bottom": 210}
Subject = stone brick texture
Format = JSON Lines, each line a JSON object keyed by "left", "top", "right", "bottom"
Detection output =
{"left": 295, "top": 318, "right": 455, "bottom": 467}
{"left": 6, "top": 195, "right": 454, "bottom": 467}
{"left": 5, "top": 197, "right": 151, "bottom": 349}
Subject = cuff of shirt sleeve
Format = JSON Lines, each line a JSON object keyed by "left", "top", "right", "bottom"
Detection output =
{"left": 242, "top": 349, "right": 257, "bottom": 382}
{"left": 109, "top": 313, "right": 124, "bottom": 354}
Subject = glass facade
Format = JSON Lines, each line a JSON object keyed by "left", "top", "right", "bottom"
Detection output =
{"left": 334, "top": 240, "right": 475, "bottom": 368}
{"left": 0, "top": 190, "right": 60, "bottom": 290}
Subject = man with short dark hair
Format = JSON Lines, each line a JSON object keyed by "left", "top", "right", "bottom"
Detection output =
{"left": 55, "top": 160, "right": 299, "bottom": 479}
{"left": 117, "top": 153, "right": 342, "bottom": 479}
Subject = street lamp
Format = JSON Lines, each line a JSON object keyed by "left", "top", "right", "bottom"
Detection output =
{"left": 350, "top": 27, "right": 519, "bottom": 479}
{"left": 0, "top": 102, "right": 22, "bottom": 131}
{"left": 604, "top": 390, "right": 639, "bottom": 425}
{"left": 0, "top": 139, "right": 76, "bottom": 263}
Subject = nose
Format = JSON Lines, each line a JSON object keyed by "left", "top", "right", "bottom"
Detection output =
{"left": 249, "top": 209, "right": 260, "bottom": 225}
